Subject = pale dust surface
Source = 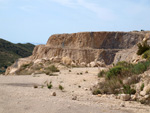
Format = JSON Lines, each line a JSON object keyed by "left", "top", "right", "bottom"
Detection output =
{"left": 0, "top": 67, "right": 150, "bottom": 113}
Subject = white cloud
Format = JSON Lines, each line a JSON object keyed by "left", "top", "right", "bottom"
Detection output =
{"left": 50, "top": 0, "right": 116, "bottom": 21}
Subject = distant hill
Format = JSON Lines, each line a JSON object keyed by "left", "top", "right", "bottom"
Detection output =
{"left": 0, "top": 38, "right": 35, "bottom": 73}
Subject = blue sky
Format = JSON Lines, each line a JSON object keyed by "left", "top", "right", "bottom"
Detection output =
{"left": 0, "top": 0, "right": 150, "bottom": 44}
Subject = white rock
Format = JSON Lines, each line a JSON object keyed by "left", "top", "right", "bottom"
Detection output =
{"left": 97, "top": 94, "right": 102, "bottom": 97}
{"left": 110, "top": 94, "right": 115, "bottom": 98}
{"left": 80, "top": 62, "right": 86, "bottom": 67}
{"left": 144, "top": 95, "right": 150, "bottom": 99}
{"left": 143, "top": 84, "right": 150, "bottom": 94}
{"left": 90, "top": 62, "right": 96, "bottom": 67}
{"left": 71, "top": 62, "right": 77, "bottom": 67}
{"left": 62, "top": 57, "right": 72, "bottom": 65}
{"left": 49, "top": 57, "right": 54, "bottom": 61}
{"left": 34, "top": 59, "right": 42, "bottom": 64}
{"left": 131, "top": 95, "right": 136, "bottom": 101}
{"left": 96, "top": 61, "right": 106, "bottom": 67}
{"left": 140, "top": 91, "right": 147, "bottom": 96}
{"left": 120, "top": 102, "right": 125, "bottom": 107}
{"left": 87, "top": 63, "right": 91, "bottom": 67}
{"left": 120, "top": 94, "right": 131, "bottom": 101}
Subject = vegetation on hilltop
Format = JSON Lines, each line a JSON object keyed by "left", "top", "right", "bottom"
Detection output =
{"left": 0, "top": 38, "right": 35, "bottom": 74}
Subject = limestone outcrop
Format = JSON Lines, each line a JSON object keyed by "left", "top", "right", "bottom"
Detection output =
{"left": 31, "top": 31, "right": 146, "bottom": 63}
{"left": 5, "top": 31, "right": 149, "bottom": 75}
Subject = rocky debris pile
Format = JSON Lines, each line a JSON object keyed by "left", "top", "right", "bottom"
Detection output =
{"left": 5, "top": 56, "right": 106, "bottom": 75}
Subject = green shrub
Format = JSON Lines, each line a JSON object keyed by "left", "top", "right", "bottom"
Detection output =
{"left": 80, "top": 72, "right": 83, "bottom": 75}
{"left": 34, "top": 85, "right": 38, "bottom": 88}
{"left": 92, "top": 89, "right": 101, "bottom": 95}
{"left": 59, "top": 85, "right": 64, "bottom": 91}
{"left": 132, "top": 61, "right": 150, "bottom": 74}
{"left": 99, "top": 78, "right": 123, "bottom": 94}
{"left": 98, "top": 70, "right": 105, "bottom": 77}
{"left": 140, "top": 83, "right": 145, "bottom": 91}
{"left": 45, "top": 71, "right": 52, "bottom": 75}
{"left": 137, "top": 41, "right": 150, "bottom": 55}
{"left": 123, "top": 85, "right": 136, "bottom": 94}
{"left": 69, "top": 70, "right": 71, "bottom": 72}
{"left": 116, "top": 61, "right": 132, "bottom": 67}
{"left": 142, "top": 50, "right": 150, "bottom": 59}
{"left": 47, "top": 82, "right": 53, "bottom": 89}
{"left": 47, "top": 65, "right": 60, "bottom": 72}
{"left": 106, "top": 66, "right": 123, "bottom": 79}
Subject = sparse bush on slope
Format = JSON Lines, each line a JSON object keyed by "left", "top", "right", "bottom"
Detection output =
{"left": 96, "top": 61, "right": 150, "bottom": 94}
{"left": 142, "top": 50, "right": 150, "bottom": 60}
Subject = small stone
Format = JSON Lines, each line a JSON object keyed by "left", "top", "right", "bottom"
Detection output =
{"left": 116, "top": 95, "right": 120, "bottom": 99}
{"left": 87, "top": 63, "right": 90, "bottom": 67}
{"left": 97, "top": 94, "right": 102, "bottom": 97}
{"left": 131, "top": 95, "right": 136, "bottom": 101}
{"left": 140, "top": 91, "right": 146, "bottom": 96}
{"left": 120, "top": 94, "right": 130, "bottom": 101}
{"left": 52, "top": 92, "right": 56, "bottom": 96}
{"left": 110, "top": 94, "right": 115, "bottom": 98}
{"left": 120, "top": 102, "right": 125, "bottom": 107}
{"left": 72, "top": 96, "right": 77, "bottom": 100}
{"left": 144, "top": 95, "right": 149, "bottom": 99}
{"left": 84, "top": 88, "right": 88, "bottom": 91}
{"left": 67, "top": 105, "right": 71, "bottom": 108}
{"left": 143, "top": 84, "right": 150, "bottom": 94}
{"left": 31, "top": 73, "right": 35, "bottom": 75}
{"left": 102, "top": 94, "right": 107, "bottom": 98}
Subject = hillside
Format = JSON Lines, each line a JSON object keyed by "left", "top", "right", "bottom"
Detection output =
{"left": 0, "top": 38, "right": 35, "bottom": 73}
{"left": 5, "top": 31, "right": 149, "bottom": 75}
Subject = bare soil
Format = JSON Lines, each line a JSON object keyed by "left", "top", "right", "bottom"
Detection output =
{"left": 0, "top": 67, "right": 150, "bottom": 113}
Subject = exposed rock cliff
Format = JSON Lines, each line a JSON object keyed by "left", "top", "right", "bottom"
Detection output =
{"left": 5, "top": 31, "right": 149, "bottom": 75}
{"left": 31, "top": 32, "right": 145, "bottom": 63}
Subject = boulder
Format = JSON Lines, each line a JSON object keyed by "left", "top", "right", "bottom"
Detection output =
{"left": 143, "top": 84, "right": 150, "bottom": 94}
{"left": 62, "top": 57, "right": 72, "bottom": 65}
{"left": 71, "top": 61, "right": 77, "bottom": 67}
{"left": 131, "top": 95, "right": 136, "bottom": 101}
{"left": 96, "top": 61, "right": 106, "bottom": 67}
{"left": 80, "top": 62, "right": 86, "bottom": 67}
{"left": 90, "top": 62, "right": 97, "bottom": 67}
{"left": 140, "top": 91, "right": 147, "bottom": 96}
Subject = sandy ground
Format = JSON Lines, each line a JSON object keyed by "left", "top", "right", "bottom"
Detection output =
{"left": 0, "top": 67, "right": 150, "bottom": 113}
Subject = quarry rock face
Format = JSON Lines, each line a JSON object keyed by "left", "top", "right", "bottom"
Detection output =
{"left": 31, "top": 32, "right": 145, "bottom": 64}
{"left": 5, "top": 31, "right": 148, "bottom": 75}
